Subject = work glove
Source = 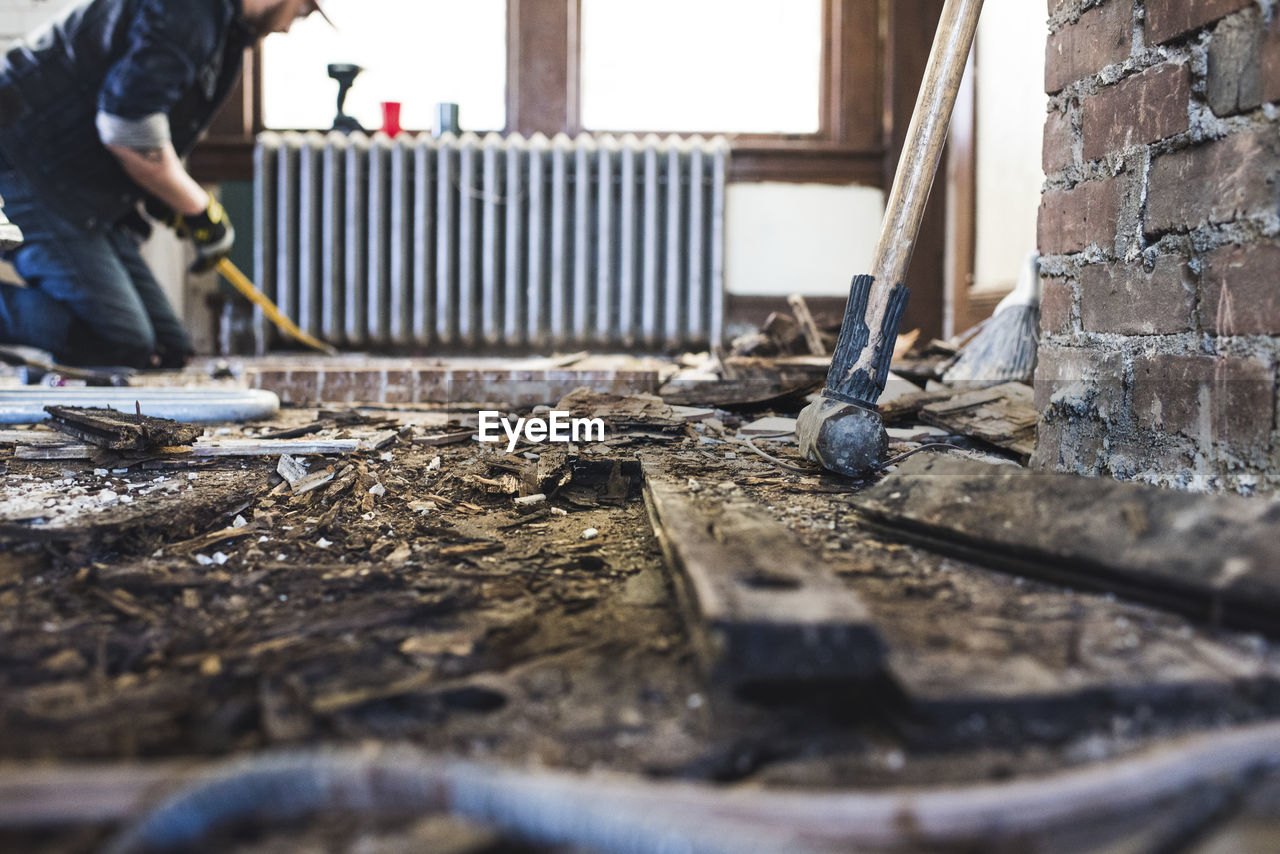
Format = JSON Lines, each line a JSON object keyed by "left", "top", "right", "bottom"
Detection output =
{"left": 145, "top": 196, "right": 235, "bottom": 274}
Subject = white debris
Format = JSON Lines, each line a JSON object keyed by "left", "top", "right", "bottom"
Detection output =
{"left": 118, "top": 494, "right": 134, "bottom": 504}
{"left": 212, "top": 552, "right": 229, "bottom": 565}
{"left": 258, "top": 535, "right": 269, "bottom": 543}
{"left": 687, "top": 479, "right": 701, "bottom": 491}
{"left": 514, "top": 493, "right": 546, "bottom": 507}
{"left": 232, "top": 515, "right": 249, "bottom": 529}
{"left": 369, "top": 483, "right": 387, "bottom": 497}
{"left": 93, "top": 468, "right": 109, "bottom": 477}
{"left": 195, "top": 553, "right": 214, "bottom": 566}
{"left": 187, "top": 472, "right": 199, "bottom": 481}
{"left": 316, "top": 537, "right": 333, "bottom": 548}
{"left": 276, "top": 453, "right": 308, "bottom": 485}
{"left": 550, "top": 507, "right": 568, "bottom": 516}
{"left": 581, "top": 528, "right": 599, "bottom": 540}
{"left": 380, "top": 451, "right": 393, "bottom": 462}
{"left": 426, "top": 456, "right": 442, "bottom": 472}
{"left": 98, "top": 489, "right": 119, "bottom": 506}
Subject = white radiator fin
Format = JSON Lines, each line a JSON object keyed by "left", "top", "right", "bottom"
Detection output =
{"left": 253, "top": 131, "right": 728, "bottom": 352}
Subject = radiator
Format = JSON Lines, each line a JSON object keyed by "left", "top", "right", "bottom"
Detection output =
{"left": 252, "top": 131, "right": 728, "bottom": 353}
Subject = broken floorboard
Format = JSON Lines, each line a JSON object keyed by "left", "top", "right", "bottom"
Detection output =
{"left": 638, "top": 452, "right": 884, "bottom": 691}
{"left": 43, "top": 406, "right": 201, "bottom": 452}
{"left": 851, "top": 453, "right": 1280, "bottom": 637}
{"left": 917, "top": 382, "right": 1037, "bottom": 459}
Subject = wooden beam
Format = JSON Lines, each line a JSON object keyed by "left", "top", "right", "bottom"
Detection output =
{"left": 639, "top": 453, "right": 884, "bottom": 689}
{"left": 508, "top": 0, "right": 576, "bottom": 135}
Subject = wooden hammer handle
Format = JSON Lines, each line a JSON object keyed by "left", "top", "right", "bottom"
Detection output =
{"left": 827, "top": 0, "right": 983, "bottom": 405}
{"left": 872, "top": 0, "right": 984, "bottom": 292}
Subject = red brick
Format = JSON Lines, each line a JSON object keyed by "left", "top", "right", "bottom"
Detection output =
{"left": 1145, "top": 127, "right": 1280, "bottom": 235}
{"left": 1207, "top": 8, "right": 1264, "bottom": 117}
{"left": 1081, "top": 64, "right": 1191, "bottom": 160}
{"left": 1132, "top": 353, "right": 1275, "bottom": 445}
{"left": 1201, "top": 242, "right": 1280, "bottom": 335}
{"left": 1045, "top": 1, "right": 1133, "bottom": 93}
{"left": 1145, "top": 0, "right": 1253, "bottom": 44}
{"left": 1039, "top": 276, "right": 1073, "bottom": 335}
{"left": 1263, "top": 16, "right": 1280, "bottom": 104}
{"left": 1078, "top": 256, "right": 1193, "bottom": 334}
{"left": 1038, "top": 176, "right": 1124, "bottom": 254}
{"left": 1043, "top": 109, "right": 1074, "bottom": 173}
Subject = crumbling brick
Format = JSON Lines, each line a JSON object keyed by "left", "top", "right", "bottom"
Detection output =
{"left": 1145, "top": 0, "right": 1253, "bottom": 45}
{"left": 1144, "top": 126, "right": 1280, "bottom": 235}
{"left": 1132, "top": 353, "right": 1275, "bottom": 446}
{"left": 1039, "top": 276, "right": 1073, "bottom": 336}
{"left": 1045, "top": 1, "right": 1133, "bottom": 94}
{"left": 1207, "top": 8, "right": 1264, "bottom": 117}
{"left": 1038, "top": 175, "right": 1124, "bottom": 254}
{"left": 1043, "top": 108, "right": 1074, "bottom": 174}
{"left": 1081, "top": 64, "right": 1191, "bottom": 160}
{"left": 1201, "top": 242, "right": 1280, "bottom": 336}
{"left": 1078, "top": 256, "right": 1192, "bottom": 335}
{"left": 1034, "top": 345, "right": 1126, "bottom": 420}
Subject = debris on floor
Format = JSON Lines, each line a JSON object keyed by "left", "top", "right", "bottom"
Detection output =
{"left": 1, "top": 353, "right": 1278, "bottom": 853}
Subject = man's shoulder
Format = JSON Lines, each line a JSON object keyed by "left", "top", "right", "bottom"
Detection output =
{"left": 136, "top": 0, "right": 237, "bottom": 55}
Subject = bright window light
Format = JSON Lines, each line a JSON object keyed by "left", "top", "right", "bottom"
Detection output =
{"left": 580, "top": 0, "right": 823, "bottom": 134}
{"left": 261, "top": 0, "right": 507, "bottom": 133}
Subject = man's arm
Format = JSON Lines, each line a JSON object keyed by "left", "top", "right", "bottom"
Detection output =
{"left": 104, "top": 138, "right": 208, "bottom": 217}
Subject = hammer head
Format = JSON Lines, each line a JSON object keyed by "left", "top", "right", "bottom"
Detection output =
{"left": 796, "top": 394, "right": 887, "bottom": 478}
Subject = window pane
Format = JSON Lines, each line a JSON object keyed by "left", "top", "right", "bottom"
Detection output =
{"left": 261, "top": 0, "right": 506, "bottom": 133}
{"left": 580, "top": 0, "right": 822, "bottom": 134}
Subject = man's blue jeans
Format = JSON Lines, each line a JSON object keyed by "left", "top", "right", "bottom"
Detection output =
{"left": 0, "top": 160, "right": 191, "bottom": 368}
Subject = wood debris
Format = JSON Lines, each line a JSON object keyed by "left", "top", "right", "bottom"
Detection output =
{"left": 852, "top": 453, "right": 1280, "bottom": 637}
{"left": 43, "top": 405, "right": 200, "bottom": 451}
{"left": 918, "top": 382, "right": 1037, "bottom": 459}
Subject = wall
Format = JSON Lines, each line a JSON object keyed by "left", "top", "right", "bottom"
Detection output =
{"left": 1035, "top": 0, "right": 1280, "bottom": 493}
{"left": 725, "top": 183, "right": 884, "bottom": 297}
{"left": 0, "top": 0, "right": 53, "bottom": 42}
{"left": 973, "top": 0, "right": 1048, "bottom": 292}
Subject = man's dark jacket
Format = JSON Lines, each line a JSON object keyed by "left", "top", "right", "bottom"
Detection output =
{"left": 0, "top": 0, "right": 252, "bottom": 233}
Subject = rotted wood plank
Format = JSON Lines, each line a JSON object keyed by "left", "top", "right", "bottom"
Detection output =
{"left": 43, "top": 406, "right": 201, "bottom": 451}
{"left": 851, "top": 453, "right": 1280, "bottom": 636}
{"left": 638, "top": 453, "right": 884, "bottom": 688}
{"left": 917, "top": 382, "right": 1036, "bottom": 458}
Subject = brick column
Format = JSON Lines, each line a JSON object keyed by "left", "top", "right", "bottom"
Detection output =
{"left": 1034, "top": 0, "right": 1280, "bottom": 492}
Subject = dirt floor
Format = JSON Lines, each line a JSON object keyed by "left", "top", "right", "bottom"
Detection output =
{"left": 2, "top": 392, "right": 1280, "bottom": 852}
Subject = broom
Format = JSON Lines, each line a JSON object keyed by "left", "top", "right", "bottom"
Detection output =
{"left": 943, "top": 252, "right": 1040, "bottom": 385}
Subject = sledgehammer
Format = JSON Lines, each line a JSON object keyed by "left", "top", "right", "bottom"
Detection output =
{"left": 797, "top": 0, "right": 983, "bottom": 477}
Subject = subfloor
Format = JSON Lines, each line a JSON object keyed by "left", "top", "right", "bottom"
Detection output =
{"left": 1, "top": 359, "right": 1279, "bottom": 852}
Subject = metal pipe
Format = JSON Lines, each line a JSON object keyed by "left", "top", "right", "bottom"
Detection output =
{"left": 0, "top": 388, "right": 280, "bottom": 424}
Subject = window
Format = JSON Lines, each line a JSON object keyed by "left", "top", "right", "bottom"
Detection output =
{"left": 260, "top": 0, "right": 507, "bottom": 133}
{"left": 195, "top": 0, "right": 889, "bottom": 186}
{"left": 579, "top": 0, "right": 823, "bottom": 134}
